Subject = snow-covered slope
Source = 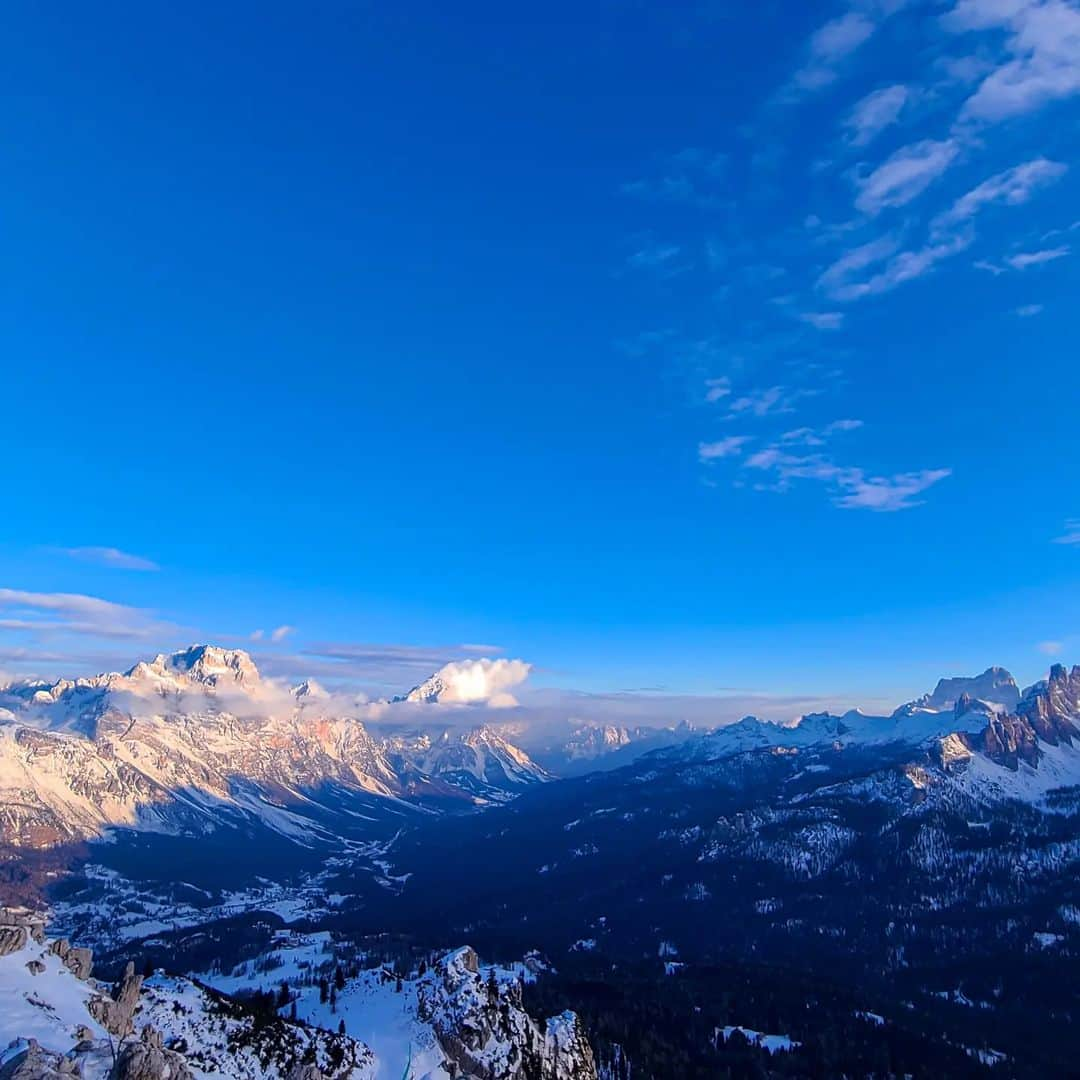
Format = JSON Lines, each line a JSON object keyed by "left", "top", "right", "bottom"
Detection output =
{"left": 0, "top": 647, "right": 550, "bottom": 850}
{"left": 651, "top": 663, "right": 1080, "bottom": 805}
{"left": 0, "top": 908, "right": 595, "bottom": 1080}
{"left": 201, "top": 933, "right": 596, "bottom": 1080}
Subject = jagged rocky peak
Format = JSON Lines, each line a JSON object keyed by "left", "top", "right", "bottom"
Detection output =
{"left": 127, "top": 643, "right": 261, "bottom": 689}
{"left": 928, "top": 666, "right": 1019, "bottom": 711}
{"left": 901, "top": 665, "right": 1020, "bottom": 715}
{"left": 401, "top": 671, "right": 448, "bottom": 703}
{"left": 291, "top": 678, "right": 329, "bottom": 701}
{"left": 417, "top": 946, "right": 598, "bottom": 1079}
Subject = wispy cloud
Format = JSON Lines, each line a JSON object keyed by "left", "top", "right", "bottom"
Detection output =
{"left": 626, "top": 243, "right": 686, "bottom": 276}
{"left": 698, "top": 436, "right": 752, "bottom": 462}
{"left": 270, "top": 625, "right": 294, "bottom": 643}
{"left": 742, "top": 448, "right": 950, "bottom": 511}
{"left": 820, "top": 232, "right": 973, "bottom": 301}
{"left": 1005, "top": 244, "right": 1070, "bottom": 269}
{"left": 0, "top": 588, "right": 164, "bottom": 640}
{"left": 931, "top": 158, "right": 1068, "bottom": 235}
{"left": 1014, "top": 302, "right": 1044, "bottom": 316}
{"left": 944, "top": 0, "right": 1080, "bottom": 122}
{"left": 834, "top": 468, "right": 952, "bottom": 511}
{"left": 727, "top": 385, "right": 812, "bottom": 418}
{"left": 621, "top": 148, "right": 728, "bottom": 209}
{"left": 56, "top": 546, "right": 159, "bottom": 572}
{"left": 1038, "top": 640, "right": 1064, "bottom": 655}
{"left": 799, "top": 311, "right": 845, "bottom": 330}
{"left": 789, "top": 11, "right": 878, "bottom": 94}
{"left": 854, "top": 138, "right": 961, "bottom": 216}
{"left": 704, "top": 376, "right": 732, "bottom": 402}
{"left": 1053, "top": 518, "right": 1080, "bottom": 544}
{"left": 844, "top": 84, "right": 911, "bottom": 145}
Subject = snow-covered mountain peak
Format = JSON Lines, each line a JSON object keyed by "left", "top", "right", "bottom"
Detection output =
{"left": 907, "top": 666, "right": 1020, "bottom": 714}
{"left": 128, "top": 644, "right": 261, "bottom": 690}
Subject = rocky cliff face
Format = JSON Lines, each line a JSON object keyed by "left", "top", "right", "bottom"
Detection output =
{"left": 416, "top": 947, "right": 597, "bottom": 1080}
{"left": 955, "top": 665, "right": 1080, "bottom": 771}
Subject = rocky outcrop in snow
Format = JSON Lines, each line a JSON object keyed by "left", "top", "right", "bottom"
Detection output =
{"left": 0, "top": 911, "right": 375, "bottom": 1079}
{"left": 416, "top": 947, "right": 597, "bottom": 1080}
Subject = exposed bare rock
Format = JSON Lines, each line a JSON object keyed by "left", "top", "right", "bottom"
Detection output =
{"left": 0, "top": 908, "right": 46, "bottom": 945}
{"left": 284, "top": 1066, "right": 324, "bottom": 1080}
{"left": 0, "top": 925, "right": 28, "bottom": 957}
{"left": 88, "top": 962, "right": 144, "bottom": 1039}
{"left": 417, "top": 947, "right": 597, "bottom": 1080}
{"left": 108, "top": 1026, "right": 192, "bottom": 1080}
{"left": 25, "top": 959, "right": 45, "bottom": 975}
{"left": 0, "top": 1038, "right": 78, "bottom": 1078}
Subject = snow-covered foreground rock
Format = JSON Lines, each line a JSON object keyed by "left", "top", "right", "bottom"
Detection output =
{"left": 200, "top": 933, "right": 596, "bottom": 1080}
{"left": 0, "top": 907, "right": 596, "bottom": 1080}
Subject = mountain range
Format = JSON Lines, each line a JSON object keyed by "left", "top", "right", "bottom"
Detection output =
{"left": 4, "top": 647, "right": 1080, "bottom": 1075}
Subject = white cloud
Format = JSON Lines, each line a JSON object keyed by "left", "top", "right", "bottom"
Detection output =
{"left": 627, "top": 244, "right": 685, "bottom": 275}
{"left": 250, "top": 629, "right": 265, "bottom": 641}
{"left": 825, "top": 418, "right": 864, "bottom": 434}
{"left": 845, "top": 84, "right": 911, "bottom": 145}
{"left": 420, "top": 657, "right": 531, "bottom": 707}
{"left": 780, "top": 419, "right": 863, "bottom": 447}
{"left": 704, "top": 377, "right": 732, "bottom": 402}
{"left": 270, "top": 625, "right": 294, "bottom": 643}
{"left": 0, "top": 588, "right": 163, "bottom": 640}
{"left": 1015, "top": 302, "right": 1045, "bottom": 315}
{"left": 1038, "top": 640, "right": 1064, "bottom": 655}
{"left": 944, "top": 0, "right": 1080, "bottom": 122}
{"left": 833, "top": 468, "right": 953, "bottom": 510}
{"left": 740, "top": 448, "right": 950, "bottom": 511}
{"left": 57, "top": 546, "right": 159, "bottom": 571}
{"left": 854, "top": 139, "right": 961, "bottom": 216}
{"left": 821, "top": 159, "right": 1068, "bottom": 301}
{"left": 931, "top": 158, "right": 1067, "bottom": 235}
{"left": 728, "top": 385, "right": 802, "bottom": 417}
{"left": 1053, "top": 518, "right": 1080, "bottom": 544}
{"left": 699, "top": 436, "right": 752, "bottom": 461}
{"left": 821, "top": 231, "right": 973, "bottom": 301}
{"left": 1005, "top": 244, "right": 1070, "bottom": 268}
{"left": 791, "top": 11, "right": 878, "bottom": 93}
{"left": 799, "top": 311, "right": 845, "bottom": 330}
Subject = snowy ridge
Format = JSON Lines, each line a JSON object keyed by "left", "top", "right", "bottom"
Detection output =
{"left": 0, "top": 647, "right": 551, "bottom": 849}
{"left": 651, "top": 663, "right": 1080, "bottom": 805}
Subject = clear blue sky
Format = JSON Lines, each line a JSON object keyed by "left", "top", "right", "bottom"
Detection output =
{"left": 2, "top": 1, "right": 1079, "bottom": 711}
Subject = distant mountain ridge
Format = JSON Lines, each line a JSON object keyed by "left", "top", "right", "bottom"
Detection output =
{"left": 0, "top": 645, "right": 549, "bottom": 850}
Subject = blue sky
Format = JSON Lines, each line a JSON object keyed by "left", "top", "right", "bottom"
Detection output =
{"left": 3, "top": 0, "right": 1079, "bottom": 718}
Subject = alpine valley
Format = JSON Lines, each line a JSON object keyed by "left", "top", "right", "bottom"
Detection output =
{"left": 3, "top": 645, "right": 1080, "bottom": 1077}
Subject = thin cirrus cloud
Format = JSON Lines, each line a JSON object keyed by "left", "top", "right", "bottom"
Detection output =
{"left": 820, "top": 159, "right": 1068, "bottom": 301}
{"left": 621, "top": 2, "right": 1071, "bottom": 518}
{"left": 1005, "top": 245, "right": 1070, "bottom": 269}
{"left": 788, "top": 10, "right": 878, "bottom": 94}
{"left": 0, "top": 587, "right": 165, "bottom": 640}
{"left": 799, "top": 311, "right": 845, "bottom": 330}
{"left": 853, "top": 138, "right": 961, "bottom": 216}
{"left": 56, "top": 546, "right": 159, "bottom": 572}
{"left": 844, "top": 84, "right": 911, "bottom": 145}
{"left": 943, "top": 0, "right": 1080, "bottom": 123}
{"left": 1053, "top": 519, "right": 1080, "bottom": 545}
{"left": 930, "top": 158, "right": 1068, "bottom": 235}
{"left": 698, "top": 436, "right": 752, "bottom": 462}
{"left": 742, "top": 450, "right": 951, "bottom": 512}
